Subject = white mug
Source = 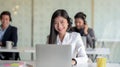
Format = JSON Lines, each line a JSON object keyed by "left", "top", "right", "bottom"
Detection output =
{"left": 6, "top": 41, "right": 14, "bottom": 49}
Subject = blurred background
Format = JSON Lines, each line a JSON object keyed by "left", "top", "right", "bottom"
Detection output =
{"left": 0, "top": 0, "right": 120, "bottom": 63}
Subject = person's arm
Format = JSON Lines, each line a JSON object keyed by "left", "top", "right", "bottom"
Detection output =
{"left": 86, "top": 28, "right": 96, "bottom": 48}
{"left": 11, "top": 27, "right": 18, "bottom": 47}
{"left": 83, "top": 24, "right": 95, "bottom": 48}
{"left": 73, "top": 34, "right": 88, "bottom": 65}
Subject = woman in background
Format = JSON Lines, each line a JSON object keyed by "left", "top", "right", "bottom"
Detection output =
{"left": 48, "top": 9, "right": 88, "bottom": 65}
{"left": 0, "top": 11, "right": 19, "bottom": 60}
{"left": 71, "top": 12, "right": 96, "bottom": 48}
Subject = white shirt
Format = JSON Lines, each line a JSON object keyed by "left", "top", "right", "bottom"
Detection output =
{"left": 0, "top": 26, "right": 7, "bottom": 41}
{"left": 56, "top": 32, "right": 88, "bottom": 64}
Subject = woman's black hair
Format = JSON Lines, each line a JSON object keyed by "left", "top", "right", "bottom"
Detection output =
{"left": 48, "top": 9, "right": 72, "bottom": 44}
{"left": 74, "top": 12, "right": 86, "bottom": 24}
{"left": 0, "top": 11, "right": 12, "bottom": 22}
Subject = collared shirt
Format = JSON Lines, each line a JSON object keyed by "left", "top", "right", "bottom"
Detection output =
{"left": 56, "top": 32, "right": 88, "bottom": 64}
{"left": 0, "top": 26, "right": 7, "bottom": 41}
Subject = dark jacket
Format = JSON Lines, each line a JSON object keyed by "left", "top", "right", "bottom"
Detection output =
{"left": 0, "top": 25, "right": 20, "bottom": 60}
{"left": 70, "top": 27, "right": 96, "bottom": 48}
{"left": 2, "top": 25, "right": 18, "bottom": 47}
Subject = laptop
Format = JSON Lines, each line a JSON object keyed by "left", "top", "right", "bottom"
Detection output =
{"left": 36, "top": 44, "right": 72, "bottom": 67}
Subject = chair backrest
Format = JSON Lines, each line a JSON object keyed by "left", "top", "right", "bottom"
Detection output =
{"left": 81, "top": 36, "right": 87, "bottom": 48}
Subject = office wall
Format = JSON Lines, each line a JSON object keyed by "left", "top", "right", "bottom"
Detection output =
{"left": 94, "top": 0, "right": 120, "bottom": 41}
{"left": 94, "top": 0, "right": 120, "bottom": 63}
{"left": 33, "top": 0, "right": 92, "bottom": 45}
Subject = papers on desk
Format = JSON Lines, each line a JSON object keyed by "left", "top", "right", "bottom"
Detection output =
{"left": 0, "top": 62, "right": 25, "bottom": 67}
{"left": 0, "top": 61, "right": 34, "bottom": 67}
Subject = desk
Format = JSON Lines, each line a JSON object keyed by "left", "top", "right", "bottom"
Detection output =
{"left": 0, "top": 47, "right": 110, "bottom": 61}
{"left": 0, "top": 47, "right": 110, "bottom": 60}
{"left": 97, "top": 39, "right": 120, "bottom": 47}
{"left": 0, "top": 61, "right": 119, "bottom": 67}
{"left": 74, "top": 63, "right": 120, "bottom": 67}
{"left": 0, "top": 47, "right": 35, "bottom": 53}
{"left": 86, "top": 48, "right": 110, "bottom": 55}
{"left": 86, "top": 48, "right": 110, "bottom": 62}
{"left": 0, "top": 47, "right": 35, "bottom": 60}
{"left": 0, "top": 47, "right": 110, "bottom": 55}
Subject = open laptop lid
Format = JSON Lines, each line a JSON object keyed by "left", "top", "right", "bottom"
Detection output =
{"left": 36, "top": 44, "right": 72, "bottom": 67}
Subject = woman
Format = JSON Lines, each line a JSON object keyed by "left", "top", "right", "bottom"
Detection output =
{"left": 71, "top": 12, "right": 96, "bottom": 48}
{"left": 0, "top": 11, "right": 19, "bottom": 60}
{"left": 48, "top": 9, "right": 88, "bottom": 65}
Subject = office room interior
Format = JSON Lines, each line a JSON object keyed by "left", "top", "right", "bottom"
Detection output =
{"left": 0, "top": 0, "right": 120, "bottom": 65}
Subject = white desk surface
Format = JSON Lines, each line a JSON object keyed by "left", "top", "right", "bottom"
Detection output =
{"left": 0, "top": 61, "right": 119, "bottom": 67}
{"left": 97, "top": 39, "right": 120, "bottom": 42}
{"left": 86, "top": 48, "right": 110, "bottom": 55}
{"left": 0, "top": 47, "right": 35, "bottom": 53}
{"left": 74, "top": 63, "right": 120, "bottom": 67}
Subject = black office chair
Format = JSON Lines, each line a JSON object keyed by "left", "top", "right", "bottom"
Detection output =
{"left": 13, "top": 52, "right": 21, "bottom": 60}
{"left": 0, "top": 52, "right": 20, "bottom": 60}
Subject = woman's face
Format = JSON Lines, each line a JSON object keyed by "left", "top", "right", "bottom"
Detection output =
{"left": 75, "top": 18, "right": 84, "bottom": 29}
{"left": 1, "top": 15, "right": 10, "bottom": 27}
{"left": 54, "top": 16, "right": 68, "bottom": 35}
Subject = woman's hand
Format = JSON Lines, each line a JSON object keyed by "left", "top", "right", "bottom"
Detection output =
{"left": 72, "top": 58, "right": 77, "bottom": 65}
{"left": 72, "top": 60, "right": 76, "bottom": 65}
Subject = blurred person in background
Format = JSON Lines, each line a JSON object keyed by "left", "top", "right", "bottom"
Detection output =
{"left": 71, "top": 12, "right": 96, "bottom": 49}
{"left": 0, "top": 11, "right": 20, "bottom": 60}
